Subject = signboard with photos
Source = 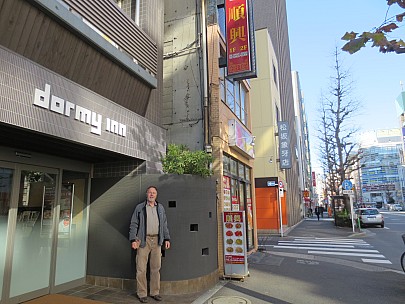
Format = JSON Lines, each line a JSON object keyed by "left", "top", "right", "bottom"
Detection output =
{"left": 223, "top": 211, "right": 248, "bottom": 278}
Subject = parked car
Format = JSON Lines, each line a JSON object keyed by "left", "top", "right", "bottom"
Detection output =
{"left": 356, "top": 208, "right": 384, "bottom": 228}
{"left": 391, "top": 204, "right": 403, "bottom": 211}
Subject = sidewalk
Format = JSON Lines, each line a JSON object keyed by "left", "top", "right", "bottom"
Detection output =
{"left": 54, "top": 217, "right": 362, "bottom": 304}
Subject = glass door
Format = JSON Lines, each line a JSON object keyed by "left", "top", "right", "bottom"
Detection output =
{"left": 0, "top": 167, "right": 14, "bottom": 301}
{"left": 9, "top": 169, "right": 58, "bottom": 298}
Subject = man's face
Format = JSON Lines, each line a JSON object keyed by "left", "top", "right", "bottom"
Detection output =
{"left": 147, "top": 188, "right": 157, "bottom": 203}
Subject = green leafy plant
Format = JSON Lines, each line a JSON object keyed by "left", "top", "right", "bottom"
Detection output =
{"left": 161, "top": 144, "right": 213, "bottom": 177}
{"left": 335, "top": 209, "right": 353, "bottom": 227}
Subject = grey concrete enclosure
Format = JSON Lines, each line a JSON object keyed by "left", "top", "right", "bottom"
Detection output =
{"left": 87, "top": 174, "right": 218, "bottom": 291}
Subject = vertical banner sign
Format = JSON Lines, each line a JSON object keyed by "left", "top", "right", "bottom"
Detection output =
{"left": 225, "top": 0, "right": 252, "bottom": 76}
{"left": 223, "top": 211, "right": 248, "bottom": 278}
{"left": 312, "top": 171, "right": 317, "bottom": 187}
{"left": 278, "top": 121, "right": 292, "bottom": 169}
{"left": 223, "top": 176, "right": 232, "bottom": 211}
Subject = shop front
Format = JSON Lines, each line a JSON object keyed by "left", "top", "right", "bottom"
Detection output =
{"left": 0, "top": 159, "right": 91, "bottom": 303}
{"left": 0, "top": 46, "right": 165, "bottom": 303}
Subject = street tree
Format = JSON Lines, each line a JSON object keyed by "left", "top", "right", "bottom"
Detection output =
{"left": 342, "top": 0, "right": 405, "bottom": 54}
{"left": 317, "top": 49, "right": 362, "bottom": 213}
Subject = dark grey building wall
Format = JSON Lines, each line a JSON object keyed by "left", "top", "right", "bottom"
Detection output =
{"left": 0, "top": 46, "right": 166, "bottom": 170}
{"left": 87, "top": 174, "right": 218, "bottom": 281}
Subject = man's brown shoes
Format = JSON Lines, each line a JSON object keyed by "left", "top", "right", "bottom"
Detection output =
{"left": 151, "top": 295, "right": 162, "bottom": 301}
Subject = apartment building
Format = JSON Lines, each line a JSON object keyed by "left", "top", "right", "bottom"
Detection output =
{"left": 359, "top": 129, "right": 404, "bottom": 208}
{"left": 252, "top": 0, "right": 302, "bottom": 233}
{"left": 292, "top": 71, "right": 313, "bottom": 217}
{"left": 0, "top": 0, "right": 165, "bottom": 302}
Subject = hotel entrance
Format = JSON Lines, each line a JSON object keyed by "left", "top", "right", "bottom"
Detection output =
{"left": 0, "top": 161, "right": 90, "bottom": 304}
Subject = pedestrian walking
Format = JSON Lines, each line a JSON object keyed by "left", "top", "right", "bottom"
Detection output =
{"left": 315, "top": 206, "right": 320, "bottom": 221}
{"left": 129, "top": 186, "right": 171, "bottom": 303}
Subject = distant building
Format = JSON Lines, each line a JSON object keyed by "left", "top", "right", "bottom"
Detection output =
{"left": 359, "top": 129, "right": 404, "bottom": 208}
{"left": 252, "top": 0, "right": 302, "bottom": 234}
{"left": 292, "top": 71, "right": 313, "bottom": 215}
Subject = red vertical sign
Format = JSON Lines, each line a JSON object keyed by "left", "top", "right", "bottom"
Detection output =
{"left": 226, "top": 0, "right": 251, "bottom": 76}
{"left": 312, "top": 171, "right": 316, "bottom": 187}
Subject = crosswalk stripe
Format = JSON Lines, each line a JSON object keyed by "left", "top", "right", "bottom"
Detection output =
{"left": 293, "top": 237, "right": 364, "bottom": 241}
{"left": 273, "top": 246, "right": 379, "bottom": 253}
{"left": 307, "top": 251, "right": 385, "bottom": 258}
{"left": 279, "top": 241, "right": 368, "bottom": 246}
{"left": 286, "top": 239, "right": 367, "bottom": 243}
{"left": 362, "top": 259, "right": 392, "bottom": 264}
{"left": 270, "top": 237, "right": 392, "bottom": 264}
{"left": 277, "top": 243, "right": 356, "bottom": 248}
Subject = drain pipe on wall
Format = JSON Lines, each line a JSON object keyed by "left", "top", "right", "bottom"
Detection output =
{"left": 200, "top": 0, "right": 210, "bottom": 151}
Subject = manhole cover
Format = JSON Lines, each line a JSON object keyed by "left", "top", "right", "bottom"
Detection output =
{"left": 209, "top": 296, "right": 251, "bottom": 304}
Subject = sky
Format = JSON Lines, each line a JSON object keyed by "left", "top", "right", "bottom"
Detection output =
{"left": 285, "top": 0, "right": 405, "bottom": 169}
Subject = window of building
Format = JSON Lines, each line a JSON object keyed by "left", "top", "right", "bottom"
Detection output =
{"left": 238, "top": 163, "right": 245, "bottom": 179}
{"left": 240, "top": 85, "right": 247, "bottom": 125}
{"left": 230, "top": 158, "right": 238, "bottom": 176}
{"left": 220, "top": 67, "right": 249, "bottom": 127}
{"left": 223, "top": 154, "right": 230, "bottom": 172}
{"left": 218, "top": 5, "right": 226, "bottom": 38}
{"left": 273, "top": 63, "right": 278, "bottom": 87}
{"left": 226, "top": 78, "right": 235, "bottom": 111}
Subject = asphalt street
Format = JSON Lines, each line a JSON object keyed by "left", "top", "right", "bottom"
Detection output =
{"left": 195, "top": 215, "right": 405, "bottom": 304}
{"left": 61, "top": 214, "right": 405, "bottom": 303}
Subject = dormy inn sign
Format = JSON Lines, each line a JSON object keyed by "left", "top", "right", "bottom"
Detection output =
{"left": 33, "top": 84, "right": 126, "bottom": 137}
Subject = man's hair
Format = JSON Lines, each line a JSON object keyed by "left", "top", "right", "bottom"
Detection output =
{"left": 146, "top": 185, "right": 158, "bottom": 192}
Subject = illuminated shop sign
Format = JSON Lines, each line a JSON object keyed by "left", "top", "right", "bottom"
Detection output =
{"left": 34, "top": 84, "right": 126, "bottom": 137}
{"left": 225, "top": 0, "right": 256, "bottom": 80}
{"left": 228, "top": 119, "right": 254, "bottom": 158}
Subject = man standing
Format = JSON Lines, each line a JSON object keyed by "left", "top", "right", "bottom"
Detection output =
{"left": 129, "top": 186, "right": 171, "bottom": 303}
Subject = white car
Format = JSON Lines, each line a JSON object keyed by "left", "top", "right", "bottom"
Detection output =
{"left": 391, "top": 204, "right": 403, "bottom": 211}
{"left": 356, "top": 208, "right": 384, "bottom": 228}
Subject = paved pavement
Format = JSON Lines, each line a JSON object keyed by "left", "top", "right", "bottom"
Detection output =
{"left": 59, "top": 215, "right": 398, "bottom": 304}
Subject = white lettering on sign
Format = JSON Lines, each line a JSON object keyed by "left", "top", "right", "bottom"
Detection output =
{"left": 33, "top": 84, "right": 126, "bottom": 137}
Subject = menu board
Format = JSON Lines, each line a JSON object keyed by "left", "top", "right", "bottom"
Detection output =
{"left": 223, "top": 211, "right": 248, "bottom": 278}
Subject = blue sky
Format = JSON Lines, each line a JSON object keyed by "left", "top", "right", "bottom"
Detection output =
{"left": 286, "top": 0, "right": 404, "bottom": 168}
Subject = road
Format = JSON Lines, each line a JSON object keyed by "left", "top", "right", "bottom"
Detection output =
{"left": 205, "top": 213, "right": 405, "bottom": 304}
{"left": 370, "top": 210, "right": 405, "bottom": 271}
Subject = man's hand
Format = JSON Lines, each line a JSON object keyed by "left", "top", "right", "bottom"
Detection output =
{"left": 131, "top": 240, "right": 140, "bottom": 250}
{"left": 165, "top": 240, "right": 171, "bottom": 250}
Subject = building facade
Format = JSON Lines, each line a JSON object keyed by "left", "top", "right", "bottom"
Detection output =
{"left": 359, "top": 129, "right": 404, "bottom": 208}
{"left": 163, "top": 0, "right": 258, "bottom": 276}
{"left": 252, "top": 0, "right": 302, "bottom": 232}
{"left": 250, "top": 28, "right": 287, "bottom": 233}
{"left": 0, "top": 0, "right": 165, "bottom": 302}
{"left": 292, "top": 71, "right": 312, "bottom": 216}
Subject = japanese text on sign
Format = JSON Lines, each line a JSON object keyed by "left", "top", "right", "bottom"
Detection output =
{"left": 224, "top": 212, "right": 243, "bottom": 223}
{"left": 278, "top": 121, "right": 292, "bottom": 169}
{"left": 226, "top": 0, "right": 251, "bottom": 76}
